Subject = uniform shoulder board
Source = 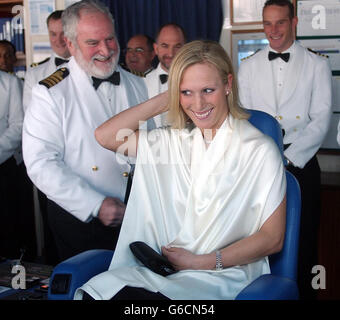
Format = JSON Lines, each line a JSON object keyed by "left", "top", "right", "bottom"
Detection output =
{"left": 30, "top": 57, "right": 50, "bottom": 68}
{"left": 39, "top": 67, "right": 69, "bottom": 89}
{"left": 307, "top": 48, "right": 329, "bottom": 58}
{"left": 120, "top": 63, "right": 147, "bottom": 77}
{"left": 241, "top": 49, "right": 261, "bottom": 62}
{"left": 130, "top": 69, "right": 145, "bottom": 77}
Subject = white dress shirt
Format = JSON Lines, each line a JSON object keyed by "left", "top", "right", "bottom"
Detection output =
{"left": 270, "top": 43, "right": 296, "bottom": 105}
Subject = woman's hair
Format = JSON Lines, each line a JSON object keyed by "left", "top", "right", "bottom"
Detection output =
{"left": 167, "top": 40, "right": 249, "bottom": 129}
{"left": 62, "top": 0, "right": 114, "bottom": 44}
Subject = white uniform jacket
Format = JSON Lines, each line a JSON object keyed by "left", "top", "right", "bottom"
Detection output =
{"left": 23, "top": 57, "right": 148, "bottom": 222}
{"left": 23, "top": 53, "right": 68, "bottom": 112}
{"left": 144, "top": 63, "right": 169, "bottom": 127}
{"left": 0, "top": 70, "right": 23, "bottom": 165}
{"left": 238, "top": 42, "right": 332, "bottom": 168}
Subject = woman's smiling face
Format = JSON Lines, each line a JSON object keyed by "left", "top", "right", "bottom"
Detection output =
{"left": 179, "top": 62, "right": 232, "bottom": 138}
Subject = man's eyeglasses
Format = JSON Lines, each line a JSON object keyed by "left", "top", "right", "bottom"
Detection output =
{"left": 125, "top": 47, "right": 150, "bottom": 54}
{"left": 125, "top": 47, "right": 145, "bottom": 54}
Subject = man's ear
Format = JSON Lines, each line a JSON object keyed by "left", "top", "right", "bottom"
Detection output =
{"left": 153, "top": 42, "right": 159, "bottom": 56}
{"left": 65, "top": 37, "right": 76, "bottom": 56}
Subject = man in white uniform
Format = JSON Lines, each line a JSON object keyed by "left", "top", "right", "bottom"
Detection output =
{"left": 23, "top": 10, "right": 71, "bottom": 112}
{"left": 23, "top": 0, "right": 148, "bottom": 263}
{"left": 0, "top": 70, "right": 25, "bottom": 259}
{"left": 144, "top": 23, "right": 186, "bottom": 127}
{"left": 238, "top": 0, "right": 332, "bottom": 300}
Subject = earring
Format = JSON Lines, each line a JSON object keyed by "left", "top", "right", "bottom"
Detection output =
{"left": 226, "top": 90, "right": 230, "bottom": 96}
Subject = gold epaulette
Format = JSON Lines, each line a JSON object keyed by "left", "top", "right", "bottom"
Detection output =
{"left": 120, "top": 63, "right": 154, "bottom": 78}
{"left": 39, "top": 67, "right": 69, "bottom": 89}
{"left": 30, "top": 57, "right": 50, "bottom": 68}
{"left": 130, "top": 69, "right": 145, "bottom": 77}
{"left": 241, "top": 49, "right": 261, "bottom": 62}
{"left": 307, "top": 48, "right": 329, "bottom": 58}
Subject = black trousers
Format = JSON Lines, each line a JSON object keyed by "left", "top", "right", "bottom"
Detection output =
{"left": 83, "top": 286, "right": 170, "bottom": 300}
{"left": 47, "top": 199, "right": 120, "bottom": 264}
{"left": 286, "top": 154, "right": 321, "bottom": 300}
{"left": 0, "top": 157, "right": 37, "bottom": 261}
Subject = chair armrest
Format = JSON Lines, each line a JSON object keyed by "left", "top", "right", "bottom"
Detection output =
{"left": 48, "top": 249, "right": 114, "bottom": 300}
{"left": 235, "top": 274, "right": 299, "bottom": 300}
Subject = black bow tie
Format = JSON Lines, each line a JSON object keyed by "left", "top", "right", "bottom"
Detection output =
{"left": 55, "top": 57, "right": 69, "bottom": 66}
{"left": 268, "top": 51, "right": 290, "bottom": 62}
{"left": 92, "top": 72, "right": 120, "bottom": 90}
{"left": 159, "top": 74, "right": 168, "bottom": 84}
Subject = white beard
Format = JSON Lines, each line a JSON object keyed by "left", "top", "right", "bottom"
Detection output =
{"left": 74, "top": 45, "right": 120, "bottom": 79}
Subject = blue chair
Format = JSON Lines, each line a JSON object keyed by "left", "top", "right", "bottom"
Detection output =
{"left": 48, "top": 109, "right": 301, "bottom": 300}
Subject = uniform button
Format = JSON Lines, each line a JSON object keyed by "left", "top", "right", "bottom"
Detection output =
{"left": 278, "top": 116, "right": 283, "bottom": 120}
{"left": 92, "top": 166, "right": 98, "bottom": 171}
{"left": 296, "top": 115, "right": 300, "bottom": 119}
{"left": 294, "top": 128, "right": 297, "bottom": 132}
{"left": 122, "top": 172, "right": 129, "bottom": 177}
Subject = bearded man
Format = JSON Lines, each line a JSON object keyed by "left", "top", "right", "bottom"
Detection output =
{"left": 23, "top": 0, "right": 149, "bottom": 262}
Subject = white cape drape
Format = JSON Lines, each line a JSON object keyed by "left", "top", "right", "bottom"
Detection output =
{"left": 75, "top": 115, "right": 286, "bottom": 300}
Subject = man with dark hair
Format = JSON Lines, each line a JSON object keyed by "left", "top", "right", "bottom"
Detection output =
{"left": 23, "top": 10, "right": 71, "bottom": 111}
{"left": 238, "top": 0, "right": 332, "bottom": 299}
{"left": 23, "top": 0, "right": 149, "bottom": 263}
{"left": 263, "top": 0, "right": 295, "bottom": 19}
{"left": 0, "top": 40, "right": 17, "bottom": 73}
{"left": 124, "top": 34, "right": 155, "bottom": 77}
{"left": 144, "top": 23, "right": 186, "bottom": 127}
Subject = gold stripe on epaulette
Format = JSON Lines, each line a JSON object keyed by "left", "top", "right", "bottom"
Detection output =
{"left": 39, "top": 67, "right": 69, "bottom": 89}
{"left": 130, "top": 69, "right": 145, "bottom": 77}
{"left": 307, "top": 48, "right": 329, "bottom": 58}
{"left": 241, "top": 49, "right": 261, "bottom": 62}
{"left": 30, "top": 57, "right": 50, "bottom": 68}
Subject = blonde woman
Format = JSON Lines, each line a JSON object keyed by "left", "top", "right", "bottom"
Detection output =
{"left": 76, "top": 40, "right": 286, "bottom": 300}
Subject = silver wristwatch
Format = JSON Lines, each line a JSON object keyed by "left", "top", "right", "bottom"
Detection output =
{"left": 215, "top": 250, "right": 223, "bottom": 271}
